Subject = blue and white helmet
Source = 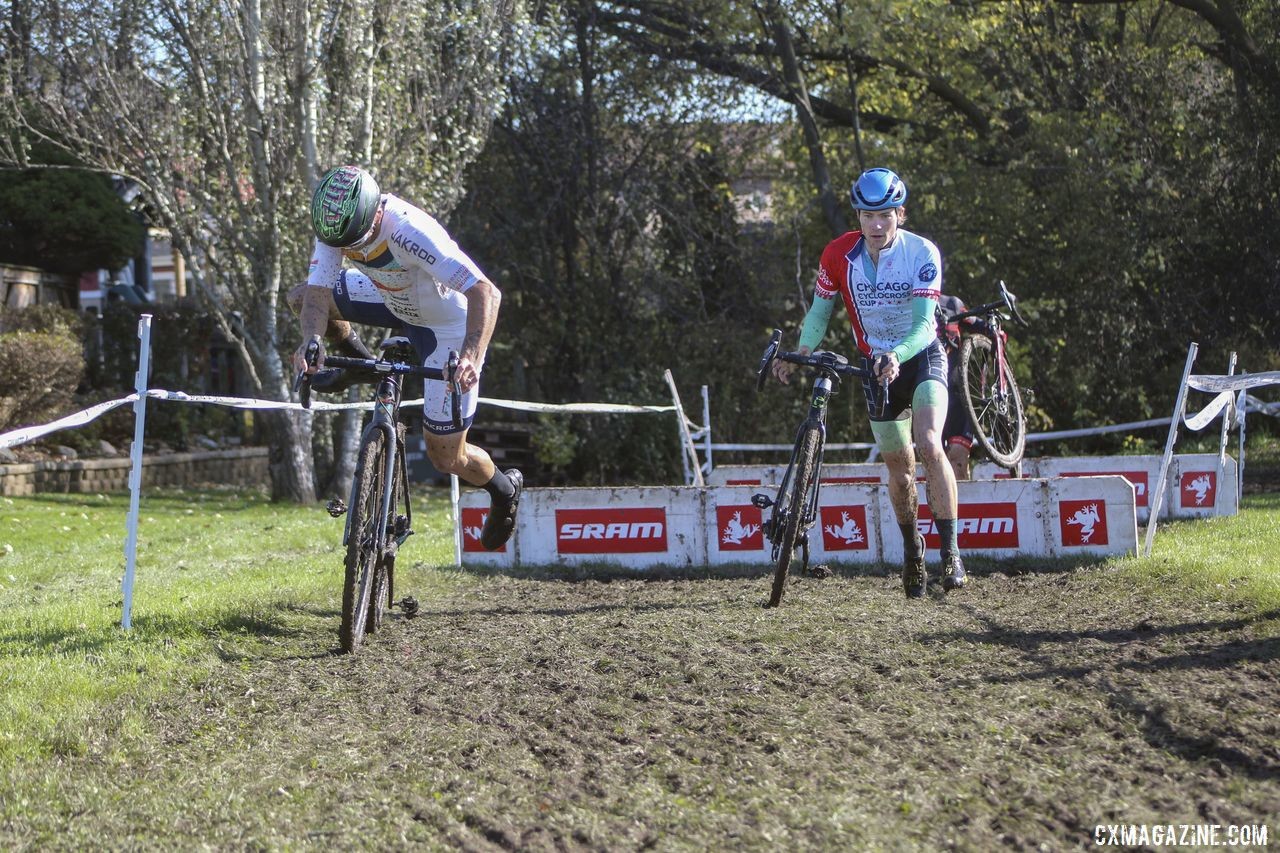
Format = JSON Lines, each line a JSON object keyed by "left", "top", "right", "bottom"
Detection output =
{"left": 850, "top": 168, "right": 908, "bottom": 211}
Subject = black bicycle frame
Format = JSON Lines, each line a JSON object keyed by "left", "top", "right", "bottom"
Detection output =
{"left": 341, "top": 371, "right": 409, "bottom": 557}
{"left": 768, "top": 373, "right": 834, "bottom": 557}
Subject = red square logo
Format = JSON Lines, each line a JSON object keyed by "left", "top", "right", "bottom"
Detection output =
{"left": 819, "top": 505, "right": 871, "bottom": 551}
{"left": 556, "top": 508, "right": 668, "bottom": 554}
{"left": 1180, "top": 471, "right": 1217, "bottom": 508}
{"left": 918, "top": 502, "right": 1019, "bottom": 549}
{"left": 716, "top": 505, "right": 765, "bottom": 551}
{"left": 1059, "top": 499, "right": 1109, "bottom": 546}
{"left": 462, "top": 507, "right": 503, "bottom": 553}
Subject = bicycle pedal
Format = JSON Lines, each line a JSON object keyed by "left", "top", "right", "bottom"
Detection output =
{"left": 751, "top": 493, "right": 774, "bottom": 509}
{"left": 396, "top": 596, "right": 419, "bottom": 617}
{"left": 325, "top": 498, "right": 347, "bottom": 518}
{"left": 392, "top": 515, "right": 412, "bottom": 538}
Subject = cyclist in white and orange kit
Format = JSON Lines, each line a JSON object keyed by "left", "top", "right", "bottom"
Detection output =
{"left": 290, "top": 165, "right": 520, "bottom": 551}
{"left": 773, "top": 168, "right": 965, "bottom": 598}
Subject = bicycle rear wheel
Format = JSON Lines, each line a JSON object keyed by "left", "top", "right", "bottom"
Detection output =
{"left": 341, "top": 430, "right": 387, "bottom": 652}
{"left": 769, "top": 425, "right": 821, "bottom": 607}
{"left": 959, "top": 335, "right": 1026, "bottom": 469}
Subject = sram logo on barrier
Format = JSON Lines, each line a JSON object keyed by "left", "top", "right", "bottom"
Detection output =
{"left": 461, "top": 507, "right": 504, "bottom": 553}
{"left": 918, "top": 502, "right": 1019, "bottom": 549}
{"left": 557, "top": 508, "right": 667, "bottom": 554}
{"left": 1180, "top": 471, "right": 1216, "bottom": 507}
{"left": 1059, "top": 499, "right": 1108, "bottom": 546}
{"left": 716, "top": 505, "right": 764, "bottom": 551}
{"left": 820, "top": 505, "right": 870, "bottom": 550}
{"left": 1062, "top": 471, "right": 1149, "bottom": 507}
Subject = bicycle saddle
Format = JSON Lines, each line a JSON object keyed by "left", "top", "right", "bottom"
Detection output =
{"left": 378, "top": 335, "right": 416, "bottom": 362}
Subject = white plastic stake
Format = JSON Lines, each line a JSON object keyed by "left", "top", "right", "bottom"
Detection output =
{"left": 1143, "top": 343, "right": 1198, "bottom": 558}
{"left": 451, "top": 473, "right": 462, "bottom": 567}
{"left": 664, "top": 369, "right": 705, "bottom": 487}
{"left": 121, "top": 314, "right": 153, "bottom": 629}
{"left": 1218, "top": 352, "right": 1236, "bottom": 472}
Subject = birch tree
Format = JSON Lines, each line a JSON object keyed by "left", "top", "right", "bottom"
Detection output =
{"left": 0, "top": 0, "right": 524, "bottom": 500}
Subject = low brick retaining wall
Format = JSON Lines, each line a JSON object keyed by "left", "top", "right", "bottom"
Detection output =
{"left": 0, "top": 448, "right": 270, "bottom": 496}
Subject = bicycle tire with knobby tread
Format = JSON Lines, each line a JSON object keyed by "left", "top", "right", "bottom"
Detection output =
{"left": 366, "top": 422, "right": 404, "bottom": 630}
{"left": 769, "top": 425, "right": 821, "bottom": 607}
{"left": 341, "top": 430, "right": 386, "bottom": 652}
{"left": 959, "top": 335, "right": 1026, "bottom": 469}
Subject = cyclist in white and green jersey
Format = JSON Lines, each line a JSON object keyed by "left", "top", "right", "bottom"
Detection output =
{"left": 773, "top": 168, "right": 965, "bottom": 598}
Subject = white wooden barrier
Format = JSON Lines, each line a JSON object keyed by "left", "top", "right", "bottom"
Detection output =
{"left": 705, "top": 454, "right": 1237, "bottom": 524}
{"left": 458, "top": 475, "right": 1138, "bottom": 569}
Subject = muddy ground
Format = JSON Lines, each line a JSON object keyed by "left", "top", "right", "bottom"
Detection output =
{"left": 7, "top": 559, "right": 1279, "bottom": 850}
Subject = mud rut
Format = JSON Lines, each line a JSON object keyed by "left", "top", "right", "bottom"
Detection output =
{"left": 20, "top": 564, "right": 1280, "bottom": 849}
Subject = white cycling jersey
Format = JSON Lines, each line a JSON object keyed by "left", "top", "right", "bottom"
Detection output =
{"left": 815, "top": 228, "right": 942, "bottom": 357}
{"left": 307, "top": 194, "right": 486, "bottom": 331}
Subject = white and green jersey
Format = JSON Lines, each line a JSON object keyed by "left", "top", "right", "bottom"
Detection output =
{"left": 306, "top": 194, "right": 486, "bottom": 331}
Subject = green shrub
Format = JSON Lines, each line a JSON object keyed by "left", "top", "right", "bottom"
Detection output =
{"left": 0, "top": 329, "right": 85, "bottom": 432}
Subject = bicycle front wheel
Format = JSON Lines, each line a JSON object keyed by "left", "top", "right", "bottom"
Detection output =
{"left": 769, "top": 425, "right": 821, "bottom": 607}
{"left": 366, "top": 424, "right": 406, "bottom": 635}
{"left": 959, "top": 335, "right": 1026, "bottom": 469}
{"left": 341, "top": 430, "right": 387, "bottom": 653}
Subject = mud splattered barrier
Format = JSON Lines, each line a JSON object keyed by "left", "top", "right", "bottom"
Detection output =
{"left": 459, "top": 477, "right": 1141, "bottom": 570}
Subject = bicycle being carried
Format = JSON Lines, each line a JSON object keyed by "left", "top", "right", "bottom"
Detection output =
{"left": 295, "top": 334, "right": 460, "bottom": 653}
{"left": 751, "top": 330, "right": 875, "bottom": 608}
{"left": 946, "top": 280, "right": 1030, "bottom": 472}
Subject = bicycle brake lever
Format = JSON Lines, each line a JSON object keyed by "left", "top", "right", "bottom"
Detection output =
{"left": 447, "top": 350, "right": 462, "bottom": 430}
{"left": 999, "top": 280, "right": 1030, "bottom": 327}
{"left": 294, "top": 335, "right": 321, "bottom": 410}
{"left": 757, "top": 329, "right": 783, "bottom": 391}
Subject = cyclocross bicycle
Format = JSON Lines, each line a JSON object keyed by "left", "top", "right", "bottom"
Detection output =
{"left": 753, "top": 330, "right": 875, "bottom": 608}
{"left": 946, "top": 280, "right": 1029, "bottom": 471}
{"left": 296, "top": 335, "right": 460, "bottom": 653}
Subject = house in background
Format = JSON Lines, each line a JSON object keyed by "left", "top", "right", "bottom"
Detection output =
{"left": 77, "top": 228, "right": 191, "bottom": 313}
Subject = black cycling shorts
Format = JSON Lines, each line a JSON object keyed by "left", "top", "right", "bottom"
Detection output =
{"left": 860, "top": 338, "right": 948, "bottom": 422}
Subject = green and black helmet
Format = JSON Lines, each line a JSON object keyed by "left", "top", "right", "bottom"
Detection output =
{"left": 310, "top": 166, "right": 382, "bottom": 248}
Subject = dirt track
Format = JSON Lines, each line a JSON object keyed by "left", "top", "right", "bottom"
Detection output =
{"left": 10, "top": 561, "right": 1279, "bottom": 850}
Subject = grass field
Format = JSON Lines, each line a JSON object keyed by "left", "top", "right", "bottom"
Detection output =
{"left": 0, "top": 487, "right": 1276, "bottom": 849}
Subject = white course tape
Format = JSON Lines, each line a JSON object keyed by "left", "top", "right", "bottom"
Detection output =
{"left": 1187, "top": 371, "right": 1280, "bottom": 393}
{"left": 477, "top": 398, "right": 676, "bottom": 415}
{"left": 0, "top": 395, "right": 137, "bottom": 449}
{"left": 1183, "top": 391, "right": 1234, "bottom": 432}
{"left": 0, "top": 389, "right": 685, "bottom": 451}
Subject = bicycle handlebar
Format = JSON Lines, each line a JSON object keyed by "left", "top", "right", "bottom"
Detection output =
{"left": 293, "top": 336, "right": 463, "bottom": 429}
{"left": 946, "top": 280, "right": 1029, "bottom": 328}
{"left": 756, "top": 328, "right": 873, "bottom": 392}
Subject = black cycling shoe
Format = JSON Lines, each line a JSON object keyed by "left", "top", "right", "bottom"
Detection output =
{"left": 480, "top": 469, "right": 523, "bottom": 551}
{"left": 309, "top": 367, "right": 361, "bottom": 394}
{"left": 942, "top": 552, "right": 968, "bottom": 592}
{"left": 903, "top": 532, "right": 927, "bottom": 599}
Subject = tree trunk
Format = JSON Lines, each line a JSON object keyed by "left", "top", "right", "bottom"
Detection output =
{"left": 263, "top": 409, "right": 316, "bottom": 502}
{"left": 323, "top": 396, "right": 362, "bottom": 501}
{"left": 770, "top": 6, "right": 848, "bottom": 236}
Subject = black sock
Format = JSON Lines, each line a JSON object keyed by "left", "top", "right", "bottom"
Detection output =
{"left": 483, "top": 470, "right": 514, "bottom": 502}
{"left": 936, "top": 517, "right": 958, "bottom": 559}
{"left": 899, "top": 522, "right": 920, "bottom": 556}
